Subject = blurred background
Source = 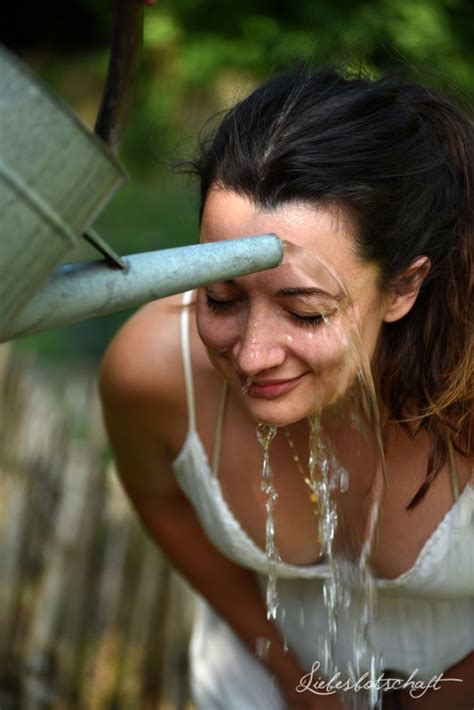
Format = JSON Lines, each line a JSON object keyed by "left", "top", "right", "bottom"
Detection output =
{"left": 0, "top": 1, "right": 473, "bottom": 708}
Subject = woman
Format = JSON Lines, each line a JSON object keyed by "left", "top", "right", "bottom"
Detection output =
{"left": 99, "top": 66, "right": 473, "bottom": 708}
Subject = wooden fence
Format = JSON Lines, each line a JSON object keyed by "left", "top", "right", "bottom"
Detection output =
{"left": 0, "top": 345, "right": 196, "bottom": 710}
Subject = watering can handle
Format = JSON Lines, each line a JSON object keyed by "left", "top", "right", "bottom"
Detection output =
{"left": 94, "top": 0, "right": 145, "bottom": 155}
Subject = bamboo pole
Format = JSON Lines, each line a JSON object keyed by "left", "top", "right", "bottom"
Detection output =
{"left": 84, "top": 471, "right": 133, "bottom": 709}
{"left": 22, "top": 445, "right": 96, "bottom": 710}
{"left": 0, "top": 356, "right": 196, "bottom": 709}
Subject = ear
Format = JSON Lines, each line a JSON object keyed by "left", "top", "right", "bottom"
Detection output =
{"left": 383, "top": 256, "right": 431, "bottom": 323}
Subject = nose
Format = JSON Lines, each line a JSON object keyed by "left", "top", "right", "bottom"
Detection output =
{"left": 232, "top": 307, "right": 286, "bottom": 376}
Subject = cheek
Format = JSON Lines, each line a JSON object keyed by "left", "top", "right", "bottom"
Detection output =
{"left": 195, "top": 306, "right": 237, "bottom": 354}
{"left": 296, "top": 323, "right": 363, "bottom": 406}
{"left": 350, "top": 303, "right": 385, "bottom": 360}
{"left": 290, "top": 323, "right": 349, "bottom": 372}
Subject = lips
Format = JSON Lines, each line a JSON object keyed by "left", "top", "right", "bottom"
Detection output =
{"left": 241, "top": 373, "right": 307, "bottom": 399}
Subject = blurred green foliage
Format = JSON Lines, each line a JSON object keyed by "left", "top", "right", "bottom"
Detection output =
{"left": 5, "top": 0, "right": 473, "bottom": 361}
{"left": 112, "top": 0, "right": 474, "bottom": 172}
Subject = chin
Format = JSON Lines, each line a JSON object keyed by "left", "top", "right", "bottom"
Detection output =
{"left": 240, "top": 395, "right": 317, "bottom": 428}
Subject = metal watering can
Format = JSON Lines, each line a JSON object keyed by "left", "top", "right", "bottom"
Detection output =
{"left": 0, "top": 1, "right": 283, "bottom": 343}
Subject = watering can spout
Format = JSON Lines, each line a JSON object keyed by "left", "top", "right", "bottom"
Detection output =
{"left": 1, "top": 8, "right": 285, "bottom": 344}
{"left": 0, "top": 236, "right": 284, "bottom": 342}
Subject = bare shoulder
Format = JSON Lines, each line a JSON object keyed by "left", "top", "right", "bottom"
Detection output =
{"left": 99, "top": 292, "right": 215, "bottom": 448}
{"left": 99, "top": 293, "right": 186, "bottom": 417}
{"left": 99, "top": 294, "right": 193, "bottom": 497}
{"left": 99, "top": 293, "right": 191, "bottom": 470}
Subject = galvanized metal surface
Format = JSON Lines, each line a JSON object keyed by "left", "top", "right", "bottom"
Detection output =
{"left": 2, "top": 235, "right": 284, "bottom": 340}
{"left": 0, "top": 44, "right": 285, "bottom": 343}
{"left": 0, "top": 44, "right": 126, "bottom": 331}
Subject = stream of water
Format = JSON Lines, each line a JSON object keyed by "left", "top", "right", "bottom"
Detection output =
{"left": 256, "top": 396, "right": 385, "bottom": 708}
{"left": 251, "top": 248, "right": 387, "bottom": 706}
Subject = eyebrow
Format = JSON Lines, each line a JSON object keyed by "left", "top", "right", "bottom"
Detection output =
{"left": 274, "top": 286, "right": 342, "bottom": 300}
{"left": 220, "top": 281, "right": 342, "bottom": 301}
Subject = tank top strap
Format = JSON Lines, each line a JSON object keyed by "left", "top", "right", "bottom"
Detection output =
{"left": 180, "top": 290, "right": 197, "bottom": 433}
{"left": 447, "top": 439, "right": 460, "bottom": 502}
{"left": 211, "top": 380, "right": 229, "bottom": 478}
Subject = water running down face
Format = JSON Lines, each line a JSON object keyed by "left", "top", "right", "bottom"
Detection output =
{"left": 196, "top": 188, "right": 424, "bottom": 426}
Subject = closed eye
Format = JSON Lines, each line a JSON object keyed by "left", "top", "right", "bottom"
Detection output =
{"left": 205, "top": 294, "right": 238, "bottom": 313}
{"left": 289, "top": 312, "right": 327, "bottom": 327}
{"left": 206, "top": 295, "right": 329, "bottom": 327}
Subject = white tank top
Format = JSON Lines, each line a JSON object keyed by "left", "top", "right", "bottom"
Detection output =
{"left": 172, "top": 291, "right": 474, "bottom": 694}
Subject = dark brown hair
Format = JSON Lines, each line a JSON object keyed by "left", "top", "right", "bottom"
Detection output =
{"left": 186, "top": 64, "right": 473, "bottom": 505}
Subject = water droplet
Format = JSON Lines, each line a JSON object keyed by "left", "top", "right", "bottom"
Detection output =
{"left": 241, "top": 376, "right": 253, "bottom": 394}
{"left": 255, "top": 636, "right": 271, "bottom": 660}
{"left": 339, "top": 468, "right": 349, "bottom": 492}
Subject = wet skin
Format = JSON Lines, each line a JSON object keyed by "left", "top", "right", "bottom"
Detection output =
{"left": 191, "top": 187, "right": 471, "bottom": 574}
{"left": 196, "top": 187, "right": 390, "bottom": 427}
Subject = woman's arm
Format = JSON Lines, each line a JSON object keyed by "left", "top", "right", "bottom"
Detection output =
{"left": 124, "top": 485, "right": 345, "bottom": 708}
{"left": 385, "top": 651, "right": 473, "bottom": 710}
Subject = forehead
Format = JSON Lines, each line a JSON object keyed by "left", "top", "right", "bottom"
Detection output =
{"left": 200, "top": 187, "right": 359, "bottom": 273}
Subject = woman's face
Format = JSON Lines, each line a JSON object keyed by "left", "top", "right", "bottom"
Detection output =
{"left": 196, "top": 188, "right": 388, "bottom": 425}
